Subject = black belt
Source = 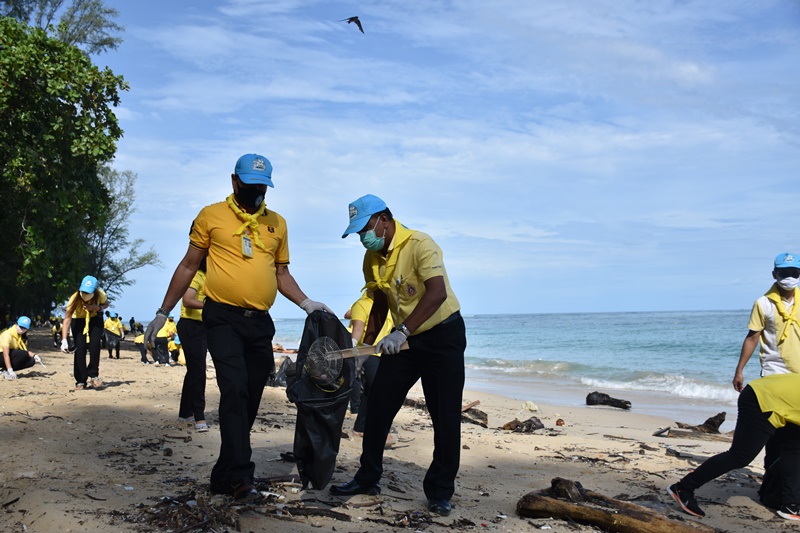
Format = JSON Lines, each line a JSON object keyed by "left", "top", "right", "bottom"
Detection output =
{"left": 207, "top": 299, "right": 269, "bottom": 318}
{"left": 439, "top": 310, "right": 462, "bottom": 326}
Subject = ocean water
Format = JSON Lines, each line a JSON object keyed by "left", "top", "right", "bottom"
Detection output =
{"left": 272, "top": 310, "right": 758, "bottom": 427}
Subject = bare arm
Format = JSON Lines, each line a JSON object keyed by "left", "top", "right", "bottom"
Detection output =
{"left": 276, "top": 264, "right": 309, "bottom": 307}
{"left": 401, "top": 276, "right": 447, "bottom": 334}
{"left": 733, "top": 330, "right": 761, "bottom": 392}
{"left": 2, "top": 346, "right": 11, "bottom": 372}
{"left": 62, "top": 315, "right": 71, "bottom": 341}
{"left": 182, "top": 287, "right": 204, "bottom": 309}
{"left": 350, "top": 320, "right": 366, "bottom": 345}
{"left": 159, "top": 246, "right": 206, "bottom": 311}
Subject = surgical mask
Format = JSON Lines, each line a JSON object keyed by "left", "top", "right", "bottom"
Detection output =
{"left": 778, "top": 277, "right": 799, "bottom": 291}
{"left": 80, "top": 291, "right": 93, "bottom": 302}
{"left": 234, "top": 185, "right": 265, "bottom": 209}
{"left": 360, "top": 219, "right": 386, "bottom": 252}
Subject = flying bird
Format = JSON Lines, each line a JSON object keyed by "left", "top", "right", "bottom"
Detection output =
{"left": 340, "top": 16, "right": 364, "bottom": 34}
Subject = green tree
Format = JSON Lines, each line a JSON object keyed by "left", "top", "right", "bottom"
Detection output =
{"left": 0, "top": 17, "right": 128, "bottom": 317}
{"left": 0, "top": 0, "right": 122, "bottom": 54}
{"left": 87, "top": 166, "right": 162, "bottom": 300}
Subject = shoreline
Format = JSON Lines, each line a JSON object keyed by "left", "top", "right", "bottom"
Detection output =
{"left": 0, "top": 328, "right": 772, "bottom": 532}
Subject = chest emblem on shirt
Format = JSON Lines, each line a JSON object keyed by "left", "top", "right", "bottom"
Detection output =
{"left": 407, "top": 284, "right": 416, "bottom": 296}
{"left": 267, "top": 226, "right": 275, "bottom": 233}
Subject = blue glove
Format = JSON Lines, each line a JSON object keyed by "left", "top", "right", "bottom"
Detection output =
{"left": 299, "top": 299, "right": 334, "bottom": 315}
{"left": 377, "top": 330, "right": 407, "bottom": 355}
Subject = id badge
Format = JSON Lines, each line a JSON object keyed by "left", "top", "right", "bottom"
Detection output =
{"left": 242, "top": 235, "right": 253, "bottom": 258}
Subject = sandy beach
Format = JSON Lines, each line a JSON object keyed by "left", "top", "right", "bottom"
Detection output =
{"left": 0, "top": 329, "right": 777, "bottom": 532}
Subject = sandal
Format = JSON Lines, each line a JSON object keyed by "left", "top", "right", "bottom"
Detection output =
{"left": 75, "top": 383, "right": 85, "bottom": 390}
{"left": 195, "top": 423, "right": 209, "bottom": 432}
{"left": 91, "top": 377, "right": 104, "bottom": 389}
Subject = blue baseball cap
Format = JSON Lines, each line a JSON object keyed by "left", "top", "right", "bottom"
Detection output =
{"left": 234, "top": 154, "right": 274, "bottom": 187}
{"left": 80, "top": 275, "right": 98, "bottom": 293}
{"left": 342, "top": 194, "right": 387, "bottom": 238}
{"left": 17, "top": 316, "right": 31, "bottom": 329}
{"left": 775, "top": 253, "right": 800, "bottom": 269}
{"left": 110, "top": 311, "right": 118, "bottom": 318}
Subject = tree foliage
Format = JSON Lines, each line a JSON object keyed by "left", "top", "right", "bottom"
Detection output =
{"left": 0, "top": 17, "right": 128, "bottom": 318}
{"left": 87, "top": 166, "right": 162, "bottom": 301}
{"left": 0, "top": 0, "right": 123, "bottom": 54}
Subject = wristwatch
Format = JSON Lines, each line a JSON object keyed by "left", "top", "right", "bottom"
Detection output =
{"left": 396, "top": 323, "right": 411, "bottom": 337}
{"left": 156, "top": 307, "right": 170, "bottom": 317}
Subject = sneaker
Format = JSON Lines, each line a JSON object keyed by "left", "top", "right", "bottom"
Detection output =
{"left": 428, "top": 498, "right": 452, "bottom": 516}
{"left": 667, "top": 483, "right": 705, "bottom": 517}
{"left": 778, "top": 505, "right": 800, "bottom": 520}
{"left": 153, "top": 362, "right": 160, "bottom": 366}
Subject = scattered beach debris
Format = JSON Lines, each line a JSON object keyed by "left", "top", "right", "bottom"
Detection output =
{"left": 555, "top": 418, "right": 565, "bottom": 426}
{"left": 653, "top": 413, "right": 733, "bottom": 442}
{"left": 502, "top": 417, "right": 545, "bottom": 433}
{"left": 586, "top": 391, "right": 631, "bottom": 410}
{"left": 521, "top": 401, "right": 540, "bottom": 412}
{"left": 517, "top": 477, "right": 716, "bottom": 532}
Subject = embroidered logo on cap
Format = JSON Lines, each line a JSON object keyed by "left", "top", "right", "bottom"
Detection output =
{"left": 252, "top": 158, "right": 267, "bottom": 172}
{"left": 349, "top": 205, "right": 358, "bottom": 220}
{"left": 786, "top": 254, "right": 796, "bottom": 263}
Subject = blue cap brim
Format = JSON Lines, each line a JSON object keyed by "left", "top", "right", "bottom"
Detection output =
{"left": 342, "top": 214, "right": 371, "bottom": 238}
{"left": 238, "top": 173, "right": 274, "bottom": 187}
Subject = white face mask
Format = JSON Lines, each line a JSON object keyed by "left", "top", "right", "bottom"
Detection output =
{"left": 79, "top": 291, "right": 93, "bottom": 302}
{"left": 778, "top": 277, "right": 799, "bottom": 291}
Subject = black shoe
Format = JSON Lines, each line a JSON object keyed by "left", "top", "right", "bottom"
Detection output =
{"left": 330, "top": 478, "right": 380, "bottom": 496}
{"left": 233, "top": 482, "right": 260, "bottom": 503}
{"left": 428, "top": 498, "right": 452, "bottom": 516}
{"left": 667, "top": 483, "right": 705, "bottom": 517}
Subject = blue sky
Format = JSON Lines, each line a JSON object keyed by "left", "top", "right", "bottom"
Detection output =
{"left": 98, "top": 0, "right": 800, "bottom": 320}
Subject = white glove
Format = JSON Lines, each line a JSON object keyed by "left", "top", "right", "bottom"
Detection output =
{"left": 377, "top": 330, "right": 407, "bottom": 355}
{"left": 299, "top": 299, "right": 334, "bottom": 315}
{"left": 60, "top": 338, "right": 69, "bottom": 352}
{"left": 3, "top": 369, "right": 17, "bottom": 380}
{"left": 351, "top": 337, "right": 360, "bottom": 348}
{"left": 34, "top": 354, "right": 45, "bottom": 367}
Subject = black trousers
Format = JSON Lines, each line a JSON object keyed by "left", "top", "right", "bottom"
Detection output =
{"left": 680, "top": 385, "right": 800, "bottom": 506}
{"left": 177, "top": 318, "right": 208, "bottom": 422}
{"left": 1, "top": 349, "right": 34, "bottom": 372}
{"left": 135, "top": 342, "right": 150, "bottom": 363}
{"left": 204, "top": 300, "right": 275, "bottom": 487}
{"left": 354, "top": 315, "right": 466, "bottom": 500}
{"left": 353, "top": 355, "right": 380, "bottom": 433}
{"left": 71, "top": 316, "right": 103, "bottom": 385}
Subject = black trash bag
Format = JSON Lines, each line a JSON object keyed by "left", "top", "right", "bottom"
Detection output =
{"left": 286, "top": 310, "right": 355, "bottom": 490}
{"left": 266, "top": 357, "right": 292, "bottom": 387}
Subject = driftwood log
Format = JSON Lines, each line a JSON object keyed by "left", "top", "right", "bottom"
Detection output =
{"left": 517, "top": 478, "right": 715, "bottom": 533}
{"left": 403, "top": 397, "right": 489, "bottom": 428}
{"left": 653, "top": 412, "right": 732, "bottom": 442}
{"left": 586, "top": 391, "right": 632, "bottom": 410}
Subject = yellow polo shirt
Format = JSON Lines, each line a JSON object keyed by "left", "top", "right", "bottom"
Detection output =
{"left": 180, "top": 270, "right": 207, "bottom": 321}
{"left": 349, "top": 292, "right": 393, "bottom": 345}
{"left": 189, "top": 200, "right": 289, "bottom": 310}
{"left": 749, "top": 373, "right": 800, "bottom": 429}
{"left": 104, "top": 318, "right": 124, "bottom": 335}
{"left": 0, "top": 327, "right": 26, "bottom": 351}
{"left": 157, "top": 319, "right": 177, "bottom": 339}
{"left": 362, "top": 220, "right": 459, "bottom": 335}
{"left": 66, "top": 289, "right": 108, "bottom": 319}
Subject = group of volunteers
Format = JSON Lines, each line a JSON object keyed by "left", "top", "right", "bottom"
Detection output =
{"left": 139, "top": 153, "right": 465, "bottom": 513}
{"left": 8, "top": 150, "right": 799, "bottom": 522}
{"left": 666, "top": 252, "right": 800, "bottom": 522}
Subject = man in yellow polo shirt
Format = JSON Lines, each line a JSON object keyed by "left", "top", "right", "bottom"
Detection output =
{"left": 331, "top": 194, "right": 466, "bottom": 517}
{"left": 148, "top": 153, "right": 332, "bottom": 502}
{"left": 1, "top": 316, "right": 44, "bottom": 380}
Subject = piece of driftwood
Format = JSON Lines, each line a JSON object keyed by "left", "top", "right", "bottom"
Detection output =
{"left": 461, "top": 400, "right": 480, "bottom": 412}
{"left": 403, "top": 397, "right": 428, "bottom": 412}
{"left": 586, "top": 391, "right": 631, "bottom": 410}
{"left": 517, "top": 478, "right": 715, "bottom": 533}
{"left": 462, "top": 407, "right": 488, "bottom": 428}
{"left": 502, "top": 417, "right": 544, "bottom": 433}
{"left": 675, "top": 412, "right": 725, "bottom": 433}
{"left": 655, "top": 428, "right": 732, "bottom": 442}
